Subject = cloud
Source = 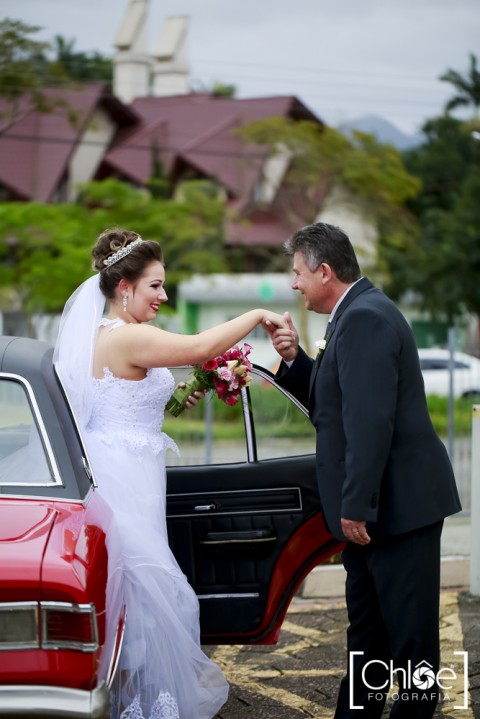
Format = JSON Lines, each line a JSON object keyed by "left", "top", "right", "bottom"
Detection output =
{"left": 2, "top": 0, "right": 479, "bottom": 134}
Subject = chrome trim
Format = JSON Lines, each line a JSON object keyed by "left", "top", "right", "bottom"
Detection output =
{"left": 106, "top": 607, "right": 127, "bottom": 689}
{"left": 0, "top": 681, "right": 110, "bottom": 719}
{"left": 167, "top": 486, "right": 303, "bottom": 519}
{"left": 197, "top": 593, "right": 260, "bottom": 599}
{"left": 241, "top": 386, "right": 256, "bottom": 462}
{"left": 0, "top": 491, "right": 87, "bottom": 504}
{"left": 53, "top": 364, "right": 98, "bottom": 489}
{"left": 250, "top": 366, "right": 309, "bottom": 416}
{"left": 0, "top": 601, "right": 39, "bottom": 651}
{"left": 40, "top": 601, "right": 99, "bottom": 652}
{"left": 0, "top": 373, "right": 63, "bottom": 487}
{"left": 201, "top": 537, "right": 276, "bottom": 545}
{"left": 194, "top": 503, "right": 216, "bottom": 511}
{"left": 82, "top": 456, "right": 92, "bottom": 481}
{"left": 241, "top": 366, "right": 310, "bottom": 464}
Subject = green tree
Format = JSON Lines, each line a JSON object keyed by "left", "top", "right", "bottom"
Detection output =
{"left": 401, "top": 115, "right": 473, "bottom": 213}
{"left": 238, "top": 117, "right": 420, "bottom": 349}
{"left": 382, "top": 162, "right": 480, "bottom": 323}
{"left": 147, "top": 140, "right": 170, "bottom": 199}
{"left": 239, "top": 117, "right": 420, "bottom": 270}
{"left": 0, "top": 21, "right": 112, "bottom": 134}
{"left": 0, "top": 179, "right": 226, "bottom": 320}
{"left": 48, "top": 35, "right": 112, "bottom": 82}
{"left": 0, "top": 18, "right": 51, "bottom": 131}
{"left": 440, "top": 52, "right": 480, "bottom": 117}
{"left": 376, "top": 54, "right": 480, "bottom": 323}
{"left": 240, "top": 118, "right": 419, "bottom": 226}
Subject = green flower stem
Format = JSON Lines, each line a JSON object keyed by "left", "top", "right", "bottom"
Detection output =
{"left": 166, "top": 375, "right": 205, "bottom": 417}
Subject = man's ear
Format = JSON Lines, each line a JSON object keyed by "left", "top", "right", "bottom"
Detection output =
{"left": 318, "top": 262, "right": 333, "bottom": 284}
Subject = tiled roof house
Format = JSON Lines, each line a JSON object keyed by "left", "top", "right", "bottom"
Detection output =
{"left": 99, "top": 92, "right": 324, "bottom": 248}
{"left": 0, "top": 84, "right": 138, "bottom": 203}
{"left": 0, "top": 87, "right": 324, "bottom": 252}
{"left": 0, "top": 5, "right": 328, "bottom": 255}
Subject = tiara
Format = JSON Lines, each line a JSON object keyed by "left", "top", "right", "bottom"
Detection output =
{"left": 103, "top": 237, "right": 143, "bottom": 267}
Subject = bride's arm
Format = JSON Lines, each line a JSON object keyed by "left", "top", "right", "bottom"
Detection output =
{"left": 117, "top": 309, "right": 287, "bottom": 369}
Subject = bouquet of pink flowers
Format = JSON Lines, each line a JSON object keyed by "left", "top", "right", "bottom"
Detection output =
{"left": 166, "top": 343, "right": 253, "bottom": 417}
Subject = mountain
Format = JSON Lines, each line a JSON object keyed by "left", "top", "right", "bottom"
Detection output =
{"left": 339, "top": 115, "right": 424, "bottom": 151}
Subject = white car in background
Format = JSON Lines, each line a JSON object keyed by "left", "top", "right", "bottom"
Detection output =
{"left": 418, "top": 348, "right": 480, "bottom": 398}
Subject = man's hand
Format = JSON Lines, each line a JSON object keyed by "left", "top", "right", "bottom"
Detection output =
{"left": 264, "top": 312, "right": 299, "bottom": 363}
{"left": 341, "top": 519, "right": 371, "bottom": 545}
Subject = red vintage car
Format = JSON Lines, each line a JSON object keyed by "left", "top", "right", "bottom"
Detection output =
{"left": 0, "top": 335, "right": 342, "bottom": 718}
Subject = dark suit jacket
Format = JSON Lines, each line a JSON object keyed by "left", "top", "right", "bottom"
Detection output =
{"left": 276, "top": 278, "right": 461, "bottom": 541}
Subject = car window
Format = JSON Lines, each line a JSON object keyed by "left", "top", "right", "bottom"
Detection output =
{"left": 247, "top": 371, "right": 316, "bottom": 460}
{"left": 164, "top": 368, "right": 315, "bottom": 467}
{"left": 420, "top": 358, "right": 470, "bottom": 371}
{"left": 165, "top": 368, "right": 247, "bottom": 467}
{"left": 420, "top": 359, "right": 448, "bottom": 370}
{"left": 0, "top": 378, "right": 58, "bottom": 486}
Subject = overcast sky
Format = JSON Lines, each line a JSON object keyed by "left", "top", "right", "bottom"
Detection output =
{"left": 4, "top": 0, "right": 479, "bottom": 136}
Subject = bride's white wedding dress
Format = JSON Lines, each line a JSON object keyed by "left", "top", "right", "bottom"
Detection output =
{"left": 83, "top": 319, "right": 228, "bottom": 719}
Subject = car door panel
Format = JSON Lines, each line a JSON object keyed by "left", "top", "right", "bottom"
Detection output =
{"left": 165, "top": 370, "right": 343, "bottom": 644}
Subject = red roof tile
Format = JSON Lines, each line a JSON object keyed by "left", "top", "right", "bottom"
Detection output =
{"left": 0, "top": 87, "right": 324, "bottom": 247}
{"left": 0, "top": 84, "right": 137, "bottom": 201}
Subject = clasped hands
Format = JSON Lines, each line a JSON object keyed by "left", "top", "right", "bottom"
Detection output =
{"left": 263, "top": 311, "right": 299, "bottom": 363}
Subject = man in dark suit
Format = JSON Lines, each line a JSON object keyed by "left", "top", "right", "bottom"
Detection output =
{"left": 268, "top": 223, "right": 461, "bottom": 718}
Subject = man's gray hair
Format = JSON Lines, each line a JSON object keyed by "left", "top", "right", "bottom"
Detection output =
{"left": 284, "top": 222, "right": 361, "bottom": 283}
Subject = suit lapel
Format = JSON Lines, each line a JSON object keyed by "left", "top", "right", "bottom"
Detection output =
{"left": 330, "top": 277, "right": 373, "bottom": 324}
{"left": 308, "top": 277, "right": 373, "bottom": 404}
{"left": 308, "top": 321, "right": 334, "bottom": 397}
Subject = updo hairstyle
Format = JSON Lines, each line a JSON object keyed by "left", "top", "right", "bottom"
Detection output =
{"left": 92, "top": 228, "right": 164, "bottom": 300}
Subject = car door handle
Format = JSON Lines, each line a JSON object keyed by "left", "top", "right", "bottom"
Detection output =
{"left": 194, "top": 503, "right": 217, "bottom": 512}
{"left": 201, "top": 529, "right": 276, "bottom": 545}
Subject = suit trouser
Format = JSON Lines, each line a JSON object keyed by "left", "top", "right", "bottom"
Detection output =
{"left": 334, "top": 520, "right": 443, "bottom": 719}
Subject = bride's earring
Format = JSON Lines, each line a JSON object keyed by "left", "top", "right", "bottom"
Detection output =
{"left": 123, "top": 294, "right": 128, "bottom": 312}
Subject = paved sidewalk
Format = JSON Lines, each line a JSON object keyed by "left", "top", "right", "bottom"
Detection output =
{"left": 213, "top": 591, "right": 479, "bottom": 718}
{"left": 212, "top": 516, "right": 479, "bottom": 718}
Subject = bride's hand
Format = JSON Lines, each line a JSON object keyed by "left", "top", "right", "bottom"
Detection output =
{"left": 263, "top": 311, "right": 299, "bottom": 363}
{"left": 176, "top": 383, "right": 205, "bottom": 410}
{"left": 261, "top": 310, "right": 289, "bottom": 333}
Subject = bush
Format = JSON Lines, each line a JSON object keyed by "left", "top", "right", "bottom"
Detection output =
{"left": 426, "top": 395, "right": 474, "bottom": 436}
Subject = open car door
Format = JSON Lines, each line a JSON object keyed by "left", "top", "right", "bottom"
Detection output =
{"left": 165, "top": 366, "right": 343, "bottom": 645}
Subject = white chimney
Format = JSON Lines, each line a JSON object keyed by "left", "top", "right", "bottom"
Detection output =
{"left": 152, "top": 16, "right": 189, "bottom": 96}
{"left": 113, "top": 0, "right": 151, "bottom": 103}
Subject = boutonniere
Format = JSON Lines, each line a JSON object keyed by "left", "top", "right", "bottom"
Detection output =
{"left": 314, "top": 338, "right": 327, "bottom": 358}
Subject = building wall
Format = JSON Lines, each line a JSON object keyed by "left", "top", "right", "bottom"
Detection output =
{"left": 68, "top": 108, "right": 118, "bottom": 200}
{"left": 315, "top": 186, "right": 377, "bottom": 273}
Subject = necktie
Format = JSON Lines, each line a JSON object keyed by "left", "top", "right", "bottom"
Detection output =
{"left": 315, "top": 322, "right": 332, "bottom": 364}
{"left": 324, "top": 321, "right": 333, "bottom": 342}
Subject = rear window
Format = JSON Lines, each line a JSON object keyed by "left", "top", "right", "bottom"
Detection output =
{"left": 0, "top": 378, "right": 61, "bottom": 487}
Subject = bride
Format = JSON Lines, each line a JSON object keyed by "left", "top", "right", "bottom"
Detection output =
{"left": 54, "top": 228, "right": 288, "bottom": 719}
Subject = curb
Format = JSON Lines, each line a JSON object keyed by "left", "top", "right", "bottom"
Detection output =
{"left": 300, "top": 556, "right": 470, "bottom": 599}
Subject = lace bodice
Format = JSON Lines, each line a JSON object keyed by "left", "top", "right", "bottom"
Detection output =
{"left": 86, "top": 319, "right": 178, "bottom": 455}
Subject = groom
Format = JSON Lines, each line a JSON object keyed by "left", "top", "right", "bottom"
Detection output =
{"left": 268, "top": 222, "right": 461, "bottom": 718}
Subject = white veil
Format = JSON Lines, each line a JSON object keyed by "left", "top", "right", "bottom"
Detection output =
{"left": 53, "top": 274, "right": 105, "bottom": 432}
